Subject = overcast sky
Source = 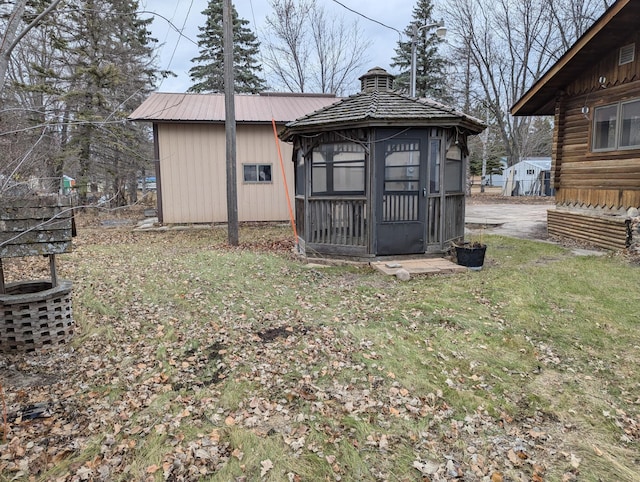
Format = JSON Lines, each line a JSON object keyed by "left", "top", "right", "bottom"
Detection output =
{"left": 141, "top": 0, "right": 433, "bottom": 93}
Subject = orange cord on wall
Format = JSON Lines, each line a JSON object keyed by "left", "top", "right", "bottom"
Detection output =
{"left": 271, "top": 118, "right": 299, "bottom": 248}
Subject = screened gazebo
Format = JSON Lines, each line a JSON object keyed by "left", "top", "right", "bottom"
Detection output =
{"left": 280, "top": 67, "right": 486, "bottom": 259}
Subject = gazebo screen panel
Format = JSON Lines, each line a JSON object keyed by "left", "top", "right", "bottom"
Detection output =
{"left": 429, "top": 139, "right": 441, "bottom": 193}
{"left": 382, "top": 139, "right": 421, "bottom": 222}
{"left": 311, "top": 143, "right": 365, "bottom": 196}
{"left": 445, "top": 144, "right": 464, "bottom": 192}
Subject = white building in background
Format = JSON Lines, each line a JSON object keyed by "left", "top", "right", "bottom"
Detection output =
{"left": 502, "top": 157, "right": 554, "bottom": 196}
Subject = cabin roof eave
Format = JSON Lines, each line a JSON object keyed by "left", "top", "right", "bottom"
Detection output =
{"left": 511, "top": 0, "right": 638, "bottom": 117}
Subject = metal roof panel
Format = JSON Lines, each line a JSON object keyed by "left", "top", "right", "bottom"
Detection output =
{"left": 129, "top": 92, "right": 339, "bottom": 123}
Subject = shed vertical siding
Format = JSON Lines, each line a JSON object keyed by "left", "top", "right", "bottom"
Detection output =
{"left": 236, "top": 124, "right": 293, "bottom": 222}
{"left": 157, "top": 123, "right": 294, "bottom": 223}
{"left": 158, "top": 123, "right": 224, "bottom": 223}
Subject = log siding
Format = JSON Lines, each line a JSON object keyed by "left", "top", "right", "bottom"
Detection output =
{"left": 512, "top": 2, "right": 640, "bottom": 250}
{"left": 554, "top": 47, "right": 640, "bottom": 210}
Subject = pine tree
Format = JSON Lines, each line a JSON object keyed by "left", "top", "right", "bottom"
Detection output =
{"left": 390, "top": 0, "right": 449, "bottom": 101}
{"left": 188, "top": 0, "right": 265, "bottom": 93}
{"left": 63, "top": 0, "right": 159, "bottom": 205}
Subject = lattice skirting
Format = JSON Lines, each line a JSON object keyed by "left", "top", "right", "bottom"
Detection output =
{"left": 0, "top": 280, "right": 74, "bottom": 353}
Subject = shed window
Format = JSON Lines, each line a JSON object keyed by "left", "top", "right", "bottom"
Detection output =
{"left": 593, "top": 99, "right": 640, "bottom": 151}
{"left": 244, "top": 164, "right": 272, "bottom": 183}
{"left": 311, "top": 142, "right": 365, "bottom": 195}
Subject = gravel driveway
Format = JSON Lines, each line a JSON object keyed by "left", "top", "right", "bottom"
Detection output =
{"left": 465, "top": 200, "right": 554, "bottom": 241}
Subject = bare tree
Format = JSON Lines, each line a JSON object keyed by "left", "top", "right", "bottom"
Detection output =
{"left": 544, "top": 0, "right": 614, "bottom": 53}
{"left": 0, "top": 0, "right": 64, "bottom": 95}
{"left": 263, "top": 0, "right": 370, "bottom": 95}
{"left": 308, "top": 5, "right": 370, "bottom": 94}
{"left": 2, "top": 0, "right": 158, "bottom": 203}
{"left": 443, "top": 0, "right": 608, "bottom": 165}
{"left": 263, "top": 0, "right": 312, "bottom": 92}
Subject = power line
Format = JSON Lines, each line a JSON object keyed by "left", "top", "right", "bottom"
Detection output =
{"left": 138, "top": 10, "right": 198, "bottom": 47}
{"left": 329, "top": 0, "right": 403, "bottom": 42}
{"left": 165, "top": 0, "right": 197, "bottom": 70}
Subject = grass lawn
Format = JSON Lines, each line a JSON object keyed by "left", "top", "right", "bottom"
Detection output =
{"left": 1, "top": 223, "right": 639, "bottom": 481}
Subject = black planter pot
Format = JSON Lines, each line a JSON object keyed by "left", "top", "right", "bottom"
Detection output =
{"left": 455, "top": 243, "right": 487, "bottom": 270}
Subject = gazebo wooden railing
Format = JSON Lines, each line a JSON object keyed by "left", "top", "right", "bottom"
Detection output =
{"left": 307, "top": 197, "right": 367, "bottom": 246}
{"left": 382, "top": 192, "right": 419, "bottom": 221}
{"left": 427, "top": 195, "right": 465, "bottom": 247}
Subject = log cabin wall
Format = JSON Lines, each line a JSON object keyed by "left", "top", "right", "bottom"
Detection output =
{"left": 554, "top": 32, "right": 640, "bottom": 211}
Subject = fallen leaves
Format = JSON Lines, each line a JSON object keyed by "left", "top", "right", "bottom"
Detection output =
{"left": 260, "top": 458, "right": 273, "bottom": 477}
{"left": 413, "top": 458, "right": 440, "bottom": 476}
{"left": 1, "top": 226, "right": 637, "bottom": 481}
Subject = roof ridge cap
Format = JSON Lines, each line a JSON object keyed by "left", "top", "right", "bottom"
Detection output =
{"left": 366, "top": 90, "right": 379, "bottom": 117}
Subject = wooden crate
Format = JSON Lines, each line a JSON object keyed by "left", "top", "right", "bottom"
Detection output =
{"left": 0, "top": 280, "right": 74, "bottom": 353}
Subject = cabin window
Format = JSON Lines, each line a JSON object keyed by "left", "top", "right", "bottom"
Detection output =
{"left": 621, "top": 100, "right": 640, "bottom": 148}
{"left": 311, "top": 142, "right": 365, "bottom": 195}
{"left": 593, "top": 99, "right": 640, "bottom": 151}
{"left": 593, "top": 104, "right": 617, "bottom": 150}
{"left": 243, "top": 164, "right": 272, "bottom": 183}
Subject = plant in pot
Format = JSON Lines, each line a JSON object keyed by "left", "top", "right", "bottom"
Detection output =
{"left": 452, "top": 235, "right": 487, "bottom": 270}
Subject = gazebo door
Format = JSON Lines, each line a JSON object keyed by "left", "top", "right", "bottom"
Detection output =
{"left": 375, "top": 131, "right": 427, "bottom": 255}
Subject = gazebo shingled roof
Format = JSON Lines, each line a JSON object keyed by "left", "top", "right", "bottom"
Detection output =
{"left": 281, "top": 75, "right": 485, "bottom": 139}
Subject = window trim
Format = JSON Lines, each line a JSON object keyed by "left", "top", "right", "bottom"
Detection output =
{"left": 243, "top": 163, "right": 273, "bottom": 183}
{"left": 592, "top": 98, "right": 640, "bottom": 152}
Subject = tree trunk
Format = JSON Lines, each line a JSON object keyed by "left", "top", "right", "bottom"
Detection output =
{"left": 0, "top": 0, "right": 28, "bottom": 94}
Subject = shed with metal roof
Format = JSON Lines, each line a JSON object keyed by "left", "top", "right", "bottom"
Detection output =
{"left": 279, "top": 67, "right": 485, "bottom": 258}
{"left": 129, "top": 92, "right": 338, "bottom": 224}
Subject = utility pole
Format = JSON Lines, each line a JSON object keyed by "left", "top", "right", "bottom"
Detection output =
{"left": 223, "top": 0, "right": 239, "bottom": 245}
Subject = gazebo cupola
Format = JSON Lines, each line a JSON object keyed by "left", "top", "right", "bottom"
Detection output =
{"left": 280, "top": 67, "right": 485, "bottom": 259}
{"left": 360, "top": 66, "right": 395, "bottom": 92}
